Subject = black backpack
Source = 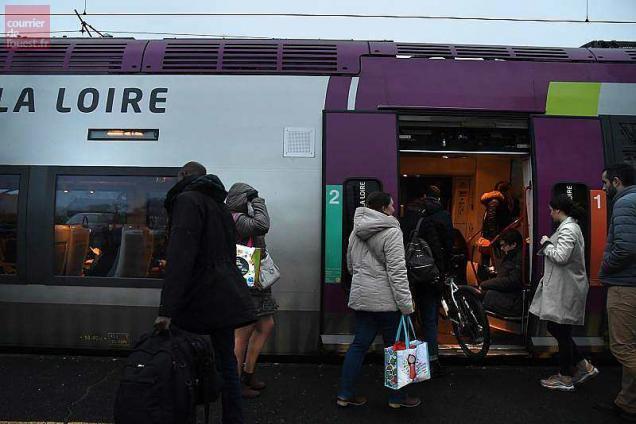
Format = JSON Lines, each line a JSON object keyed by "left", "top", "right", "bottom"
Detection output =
{"left": 405, "top": 217, "right": 440, "bottom": 287}
{"left": 114, "top": 328, "right": 221, "bottom": 424}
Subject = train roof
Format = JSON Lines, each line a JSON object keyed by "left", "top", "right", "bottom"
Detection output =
{"left": 0, "top": 37, "right": 634, "bottom": 75}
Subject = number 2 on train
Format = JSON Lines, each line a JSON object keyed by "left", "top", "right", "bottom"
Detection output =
{"left": 329, "top": 189, "right": 340, "bottom": 205}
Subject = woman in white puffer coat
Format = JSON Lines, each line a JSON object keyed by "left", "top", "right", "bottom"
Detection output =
{"left": 336, "top": 192, "right": 420, "bottom": 410}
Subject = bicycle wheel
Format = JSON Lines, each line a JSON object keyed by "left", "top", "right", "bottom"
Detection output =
{"left": 451, "top": 290, "right": 491, "bottom": 361}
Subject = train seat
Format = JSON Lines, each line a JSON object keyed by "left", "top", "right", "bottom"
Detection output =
{"left": 0, "top": 236, "right": 17, "bottom": 274}
{"left": 113, "top": 225, "right": 154, "bottom": 278}
{"left": 54, "top": 224, "right": 91, "bottom": 276}
{"left": 54, "top": 225, "right": 70, "bottom": 275}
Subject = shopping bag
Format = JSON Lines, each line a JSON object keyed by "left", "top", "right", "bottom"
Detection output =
{"left": 384, "top": 316, "right": 430, "bottom": 390}
{"left": 257, "top": 251, "right": 280, "bottom": 290}
{"left": 236, "top": 244, "right": 261, "bottom": 288}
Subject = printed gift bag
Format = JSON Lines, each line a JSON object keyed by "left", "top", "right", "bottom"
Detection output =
{"left": 384, "top": 316, "right": 431, "bottom": 390}
{"left": 236, "top": 244, "right": 261, "bottom": 288}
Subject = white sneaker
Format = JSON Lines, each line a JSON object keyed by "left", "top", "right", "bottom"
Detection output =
{"left": 540, "top": 374, "right": 575, "bottom": 391}
{"left": 572, "top": 359, "right": 599, "bottom": 385}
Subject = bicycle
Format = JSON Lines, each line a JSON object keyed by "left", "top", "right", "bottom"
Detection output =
{"left": 439, "top": 274, "right": 491, "bottom": 360}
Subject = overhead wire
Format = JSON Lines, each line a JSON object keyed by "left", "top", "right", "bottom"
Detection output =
{"left": 0, "top": 11, "right": 635, "bottom": 24}
{"left": 0, "top": 29, "right": 272, "bottom": 38}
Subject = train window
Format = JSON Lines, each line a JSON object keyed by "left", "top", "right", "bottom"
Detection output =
{"left": 54, "top": 175, "right": 176, "bottom": 279}
{"left": 0, "top": 175, "right": 20, "bottom": 275}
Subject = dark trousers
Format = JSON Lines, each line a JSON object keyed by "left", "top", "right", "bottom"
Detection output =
{"left": 546, "top": 321, "right": 584, "bottom": 377}
{"left": 210, "top": 327, "right": 244, "bottom": 424}
{"left": 415, "top": 291, "right": 439, "bottom": 361}
{"left": 338, "top": 311, "right": 406, "bottom": 403}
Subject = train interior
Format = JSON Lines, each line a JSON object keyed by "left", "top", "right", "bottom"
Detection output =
{"left": 53, "top": 175, "right": 176, "bottom": 279}
{"left": 398, "top": 114, "right": 533, "bottom": 354}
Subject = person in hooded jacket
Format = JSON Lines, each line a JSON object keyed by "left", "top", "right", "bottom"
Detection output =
{"left": 479, "top": 181, "right": 515, "bottom": 278}
{"left": 481, "top": 229, "right": 524, "bottom": 317}
{"left": 226, "top": 183, "right": 279, "bottom": 399}
{"left": 400, "top": 185, "right": 453, "bottom": 377}
{"left": 529, "top": 194, "right": 598, "bottom": 392}
{"left": 337, "top": 192, "right": 421, "bottom": 409}
{"left": 481, "top": 181, "right": 515, "bottom": 240}
{"left": 155, "top": 161, "right": 256, "bottom": 424}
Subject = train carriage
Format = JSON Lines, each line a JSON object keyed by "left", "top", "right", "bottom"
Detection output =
{"left": 0, "top": 38, "right": 635, "bottom": 355}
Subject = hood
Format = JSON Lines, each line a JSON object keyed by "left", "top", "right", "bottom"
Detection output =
{"left": 352, "top": 207, "right": 400, "bottom": 241}
{"left": 186, "top": 174, "right": 228, "bottom": 203}
{"left": 423, "top": 197, "right": 444, "bottom": 216}
{"left": 481, "top": 190, "right": 505, "bottom": 206}
{"left": 164, "top": 174, "right": 228, "bottom": 214}
{"left": 614, "top": 185, "right": 636, "bottom": 204}
{"left": 226, "top": 182, "right": 255, "bottom": 213}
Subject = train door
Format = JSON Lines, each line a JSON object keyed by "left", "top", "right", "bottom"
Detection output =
{"left": 321, "top": 111, "right": 398, "bottom": 349}
{"left": 530, "top": 116, "right": 608, "bottom": 353}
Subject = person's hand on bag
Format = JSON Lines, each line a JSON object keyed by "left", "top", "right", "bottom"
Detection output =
{"left": 154, "top": 316, "right": 171, "bottom": 331}
{"left": 540, "top": 235, "right": 551, "bottom": 245}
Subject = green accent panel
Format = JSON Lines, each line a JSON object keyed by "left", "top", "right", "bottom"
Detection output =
{"left": 324, "top": 185, "right": 343, "bottom": 284}
{"left": 546, "top": 82, "right": 601, "bottom": 117}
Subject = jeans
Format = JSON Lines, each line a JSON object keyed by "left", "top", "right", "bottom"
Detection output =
{"left": 416, "top": 291, "right": 439, "bottom": 361}
{"left": 338, "top": 311, "right": 406, "bottom": 403}
{"left": 546, "top": 321, "right": 584, "bottom": 377}
{"left": 608, "top": 286, "right": 636, "bottom": 414}
{"left": 210, "top": 327, "right": 244, "bottom": 424}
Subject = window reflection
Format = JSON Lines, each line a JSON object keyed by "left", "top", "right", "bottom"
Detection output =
{"left": 54, "top": 175, "right": 176, "bottom": 278}
{"left": 0, "top": 175, "right": 19, "bottom": 275}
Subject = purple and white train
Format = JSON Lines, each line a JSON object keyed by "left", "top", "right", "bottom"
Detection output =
{"left": 0, "top": 38, "right": 635, "bottom": 355}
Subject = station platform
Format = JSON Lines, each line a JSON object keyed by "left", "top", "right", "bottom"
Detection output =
{"left": 0, "top": 353, "right": 626, "bottom": 424}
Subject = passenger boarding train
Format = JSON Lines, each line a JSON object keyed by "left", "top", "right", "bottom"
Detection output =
{"left": 0, "top": 38, "right": 635, "bottom": 355}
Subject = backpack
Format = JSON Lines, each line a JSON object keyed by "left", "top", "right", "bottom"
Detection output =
{"left": 405, "top": 217, "right": 440, "bottom": 287}
{"left": 114, "top": 328, "right": 221, "bottom": 424}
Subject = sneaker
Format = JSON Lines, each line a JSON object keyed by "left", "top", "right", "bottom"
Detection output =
{"left": 336, "top": 395, "right": 367, "bottom": 407}
{"left": 572, "top": 360, "right": 599, "bottom": 385}
{"left": 388, "top": 396, "right": 422, "bottom": 409}
{"left": 540, "top": 374, "right": 574, "bottom": 391}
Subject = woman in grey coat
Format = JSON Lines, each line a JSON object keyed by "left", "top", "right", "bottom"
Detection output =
{"left": 337, "top": 192, "right": 420, "bottom": 409}
{"left": 530, "top": 194, "right": 599, "bottom": 391}
{"left": 226, "top": 182, "right": 278, "bottom": 399}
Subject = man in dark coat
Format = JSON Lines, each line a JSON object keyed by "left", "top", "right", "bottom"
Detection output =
{"left": 597, "top": 163, "right": 636, "bottom": 421}
{"left": 481, "top": 229, "right": 524, "bottom": 317}
{"left": 155, "top": 161, "right": 256, "bottom": 424}
{"left": 401, "top": 185, "right": 453, "bottom": 376}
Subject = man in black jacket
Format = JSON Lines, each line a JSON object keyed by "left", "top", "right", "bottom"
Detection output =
{"left": 155, "top": 161, "right": 256, "bottom": 424}
{"left": 480, "top": 229, "right": 524, "bottom": 317}
{"left": 401, "top": 185, "right": 453, "bottom": 376}
{"left": 597, "top": 163, "right": 636, "bottom": 421}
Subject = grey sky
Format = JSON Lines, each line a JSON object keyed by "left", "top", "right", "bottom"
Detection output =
{"left": 2, "top": 0, "right": 636, "bottom": 47}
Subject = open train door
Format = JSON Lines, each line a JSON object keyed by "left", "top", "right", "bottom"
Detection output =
{"left": 321, "top": 111, "right": 398, "bottom": 349}
{"left": 530, "top": 116, "right": 608, "bottom": 352}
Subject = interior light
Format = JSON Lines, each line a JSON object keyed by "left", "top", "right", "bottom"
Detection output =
{"left": 63, "top": 190, "right": 69, "bottom": 193}
{"left": 442, "top": 155, "right": 449, "bottom": 159}
{"left": 402, "top": 174, "right": 408, "bottom": 177}
{"left": 89, "top": 190, "right": 95, "bottom": 194}
{"left": 88, "top": 129, "right": 159, "bottom": 141}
